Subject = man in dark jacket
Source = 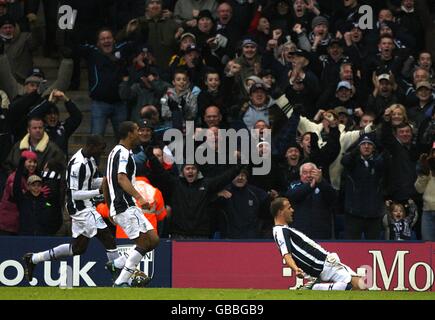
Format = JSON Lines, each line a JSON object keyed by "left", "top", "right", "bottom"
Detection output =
{"left": 381, "top": 112, "right": 419, "bottom": 202}
{"left": 80, "top": 29, "right": 128, "bottom": 137}
{"left": 286, "top": 162, "right": 337, "bottom": 240}
{"left": 216, "top": 168, "right": 269, "bottom": 239}
{"left": 28, "top": 90, "right": 82, "bottom": 154}
{"left": 4, "top": 117, "right": 65, "bottom": 173}
{"left": 341, "top": 135, "right": 385, "bottom": 240}
{"left": 147, "top": 147, "right": 242, "bottom": 239}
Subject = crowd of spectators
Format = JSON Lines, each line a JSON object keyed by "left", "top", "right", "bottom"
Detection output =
{"left": 0, "top": 0, "right": 434, "bottom": 241}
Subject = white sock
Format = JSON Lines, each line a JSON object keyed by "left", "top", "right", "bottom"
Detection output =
{"left": 106, "top": 249, "right": 120, "bottom": 262}
{"left": 114, "top": 248, "right": 143, "bottom": 285}
{"left": 32, "top": 244, "right": 73, "bottom": 264}
{"left": 113, "top": 255, "right": 127, "bottom": 269}
{"left": 312, "top": 282, "right": 349, "bottom": 291}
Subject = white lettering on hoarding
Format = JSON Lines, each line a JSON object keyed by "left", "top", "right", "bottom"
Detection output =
{"left": 73, "top": 256, "right": 96, "bottom": 286}
{"left": 0, "top": 260, "right": 25, "bottom": 286}
{"left": 370, "top": 250, "right": 409, "bottom": 291}
{"left": 409, "top": 263, "right": 434, "bottom": 292}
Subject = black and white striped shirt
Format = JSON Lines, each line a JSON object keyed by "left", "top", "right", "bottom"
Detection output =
{"left": 106, "top": 144, "right": 136, "bottom": 216}
{"left": 273, "top": 224, "right": 329, "bottom": 277}
{"left": 66, "top": 149, "right": 101, "bottom": 215}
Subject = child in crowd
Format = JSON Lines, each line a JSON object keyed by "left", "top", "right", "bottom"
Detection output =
{"left": 383, "top": 200, "right": 418, "bottom": 240}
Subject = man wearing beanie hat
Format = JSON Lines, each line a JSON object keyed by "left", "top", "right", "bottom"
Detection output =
{"left": 281, "top": 141, "right": 304, "bottom": 184}
{"left": 296, "top": 15, "right": 332, "bottom": 55}
{"left": 311, "top": 16, "right": 329, "bottom": 29}
{"left": 342, "top": 132, "right": 385, "bottom": 240}
{"left": 0, "top": 13, "right": 35, "bottom": 83}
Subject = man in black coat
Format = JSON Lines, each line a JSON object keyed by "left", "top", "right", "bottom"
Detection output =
{"left": 341, "top": 135, "right": 385, "bottom": 240}
{"left": 146, "top": 147, "right": 243, "bottom": 239}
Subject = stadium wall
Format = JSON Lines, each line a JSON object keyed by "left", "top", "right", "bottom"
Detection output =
{"left": 0, "top": 238, "right": 433, "bottom": 291}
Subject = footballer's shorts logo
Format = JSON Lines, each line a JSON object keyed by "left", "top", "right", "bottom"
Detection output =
{"left": 117, "top": 245, "right": 155, "bottom": 278}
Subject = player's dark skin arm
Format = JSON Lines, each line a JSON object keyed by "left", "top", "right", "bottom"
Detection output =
{"left": 117, "top": 173, "right": 149, "bottom": 209}
{"left": 102, "top": 176, "right": 110, "bottom": 206}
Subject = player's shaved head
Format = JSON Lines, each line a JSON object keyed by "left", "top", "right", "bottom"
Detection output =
{"left": 270, "top": 197, "right": 289, "bottom": 217}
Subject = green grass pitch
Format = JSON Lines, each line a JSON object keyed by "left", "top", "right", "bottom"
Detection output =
{"left": 0, "top": 287, "right": 433, "bottom": 300}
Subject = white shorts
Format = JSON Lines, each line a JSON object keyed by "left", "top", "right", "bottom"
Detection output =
{"left": 113, "top": 206, "right": 154, "bottom": 239}
{"left": 319, "top": 253, "right": 357, "bottom": 284}
{"left": 71, "top": 209, "right": 107, "bottom": 238}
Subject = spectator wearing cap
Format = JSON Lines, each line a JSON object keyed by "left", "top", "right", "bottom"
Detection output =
{"left": 402, "top": 56, "right": 434, "bottom": 106}
{"left": 4, "top": 116, "right": 65, "bottom": 174}
{"left": 366, "top": 72, "right": 406, "bottom": 121}
{"left": 173, "top": 0, "right": 218, "bottom": 27}
{"left": 296, "top": 15, "right": 333, "bottom": 56}
{"left": 246, "top": 5, "right": 271, "bottom": 52}
{"left": 0, "top": 14, "right": 38, "bottom": 83}
{"left": 27, "top": 90, "right": 82, "bottom": 155}
{"left": 117, "top": 0, "right": 180, "bottom": 70}
{"left": 132, "top": 119, "right": 158, "bottom": 171}
{"left": 341, "top": 134, "right": 385, "bottom": 240}
{"left": 315, "top": 38, "right": 355, "bottom": 90}
{"left": 234, "top": 37, "right": 263, "bottom": 97}
{"left": 408, "top": 80, "right": 435, "bottom": 129}
{"left": 318, "top": 62, "right": 366, "bottom": 117}
{"left": 335, "top": 106, "right": 356, "bottom": 131}
{"left": 119, "top": 47, "right": 170, "bottom": 123}
{"left": 0, "top": 41, "right": 73, "bottom": 99}
{"left": 11, "top": 155, "right": 59, "bottom": 235}
{"left": 0, "top": 150, "right": 37, "bottom": 235}
{"left": 322, "top": 80, "right": 359, "bottom": 118}
{"left": 241, "top": 82, "right": 276, "bottom": 130}
{"left": 169, "top": 32, "right": 197, "bottom": 69}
